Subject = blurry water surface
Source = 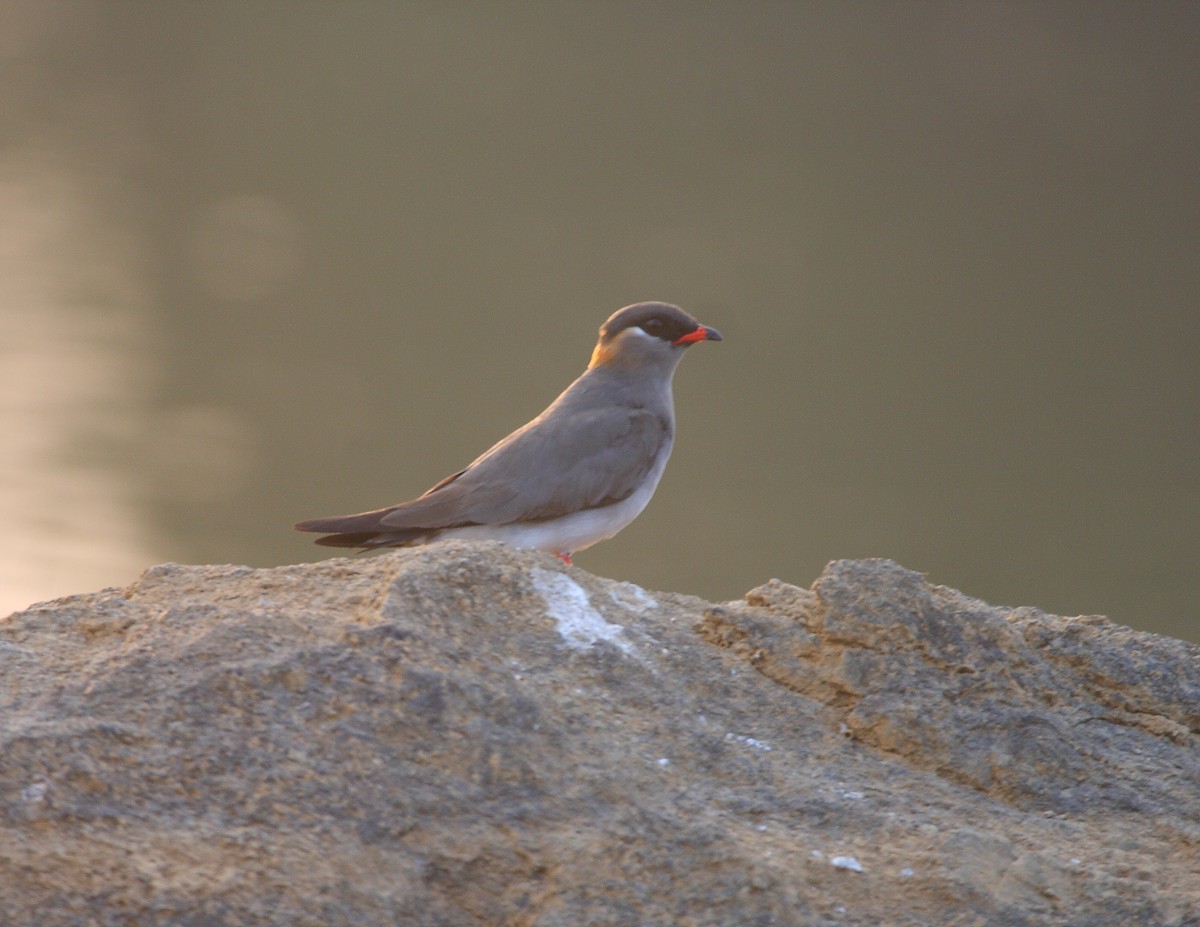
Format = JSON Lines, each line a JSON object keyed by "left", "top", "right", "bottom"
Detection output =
{"left": 2, "top": 2, "right": 1197, "bottom": 641}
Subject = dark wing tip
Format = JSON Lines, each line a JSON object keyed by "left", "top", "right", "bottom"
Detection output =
{"left": 312, "top": 532, "right": 380, "bottom": 548}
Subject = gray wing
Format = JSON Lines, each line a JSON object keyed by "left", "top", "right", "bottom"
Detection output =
{"left": 377, "top": 405, "right": 671, "bottom": 530}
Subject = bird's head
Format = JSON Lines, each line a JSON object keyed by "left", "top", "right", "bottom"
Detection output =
{"left": 588, "top": 302, "right": 722, "bottom": 371}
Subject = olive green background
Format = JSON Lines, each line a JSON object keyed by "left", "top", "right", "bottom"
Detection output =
{"left": 2, "top": 3, "right": 1196, "bottom": 640}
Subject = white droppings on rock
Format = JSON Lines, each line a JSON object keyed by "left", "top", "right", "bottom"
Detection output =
{"left": 608, "top": 582, "right": 658, "bottom": 612}
{"left": 531, "top": 568, "right": 633, "bottom": 655}
{"left": 831, "top": 856, "right": 863, "bottom": 872}
{"left": 726, "top": 732, "right": 772, "bottom": 752}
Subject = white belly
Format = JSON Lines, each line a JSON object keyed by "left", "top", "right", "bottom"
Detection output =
{"left": 436, "top": 444, "right": 671, "bottom": 555}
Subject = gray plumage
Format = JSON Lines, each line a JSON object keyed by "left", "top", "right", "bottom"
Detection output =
{"left": 295, "top": 302, "right": 721, "bottom": 555}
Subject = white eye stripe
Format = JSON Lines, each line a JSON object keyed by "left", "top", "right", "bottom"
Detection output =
{"left": 624, "top": 326, "right": 659, "bottom": 341}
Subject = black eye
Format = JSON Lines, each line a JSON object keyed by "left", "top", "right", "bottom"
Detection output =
{"left": 642, "top": 318, "right": 664, "bottom": 335}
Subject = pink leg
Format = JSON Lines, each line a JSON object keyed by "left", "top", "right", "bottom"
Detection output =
{"left": 556, "top": 552, "right": 574, "bottom": 566}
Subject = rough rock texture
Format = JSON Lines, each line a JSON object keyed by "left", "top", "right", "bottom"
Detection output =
{"left": 1, "top": 543, "right": 1198, "bottom": 926}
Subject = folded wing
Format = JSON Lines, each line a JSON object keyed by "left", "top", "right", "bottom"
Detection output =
{"left": 294, "top": 405, "right": 670, "bottom": 540}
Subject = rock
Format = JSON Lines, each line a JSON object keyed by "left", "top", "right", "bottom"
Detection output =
{"left": 1, "top": 545, "right": 1197, "bottom": 926}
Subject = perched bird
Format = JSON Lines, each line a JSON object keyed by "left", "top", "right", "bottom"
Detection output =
{"left": 294, "top": 301, "right": 722, "bottom": 563}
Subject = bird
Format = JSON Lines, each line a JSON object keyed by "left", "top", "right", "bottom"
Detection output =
{"left": 294, "top": 301, "right": 722, "bottom": 563}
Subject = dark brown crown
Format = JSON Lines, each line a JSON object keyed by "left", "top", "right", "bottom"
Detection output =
{"left": 598, "top": 302, "right": 704, "bottom": 345}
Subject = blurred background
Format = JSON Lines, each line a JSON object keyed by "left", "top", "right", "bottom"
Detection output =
{"left": 1, "top": 2, "right": 1196, "bottom": 641}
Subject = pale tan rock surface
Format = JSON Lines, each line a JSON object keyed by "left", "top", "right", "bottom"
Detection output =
{"left": 1, "top": 543, "right": 1197, "bottom": 926}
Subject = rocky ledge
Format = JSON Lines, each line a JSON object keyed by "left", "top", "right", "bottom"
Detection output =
{"left": 1, "top": 543, "right": 1197, "bottom": 926}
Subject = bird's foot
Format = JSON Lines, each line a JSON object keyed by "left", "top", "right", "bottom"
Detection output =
{"left": 556, "top": 552, "right": 574, "bottom": 566}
